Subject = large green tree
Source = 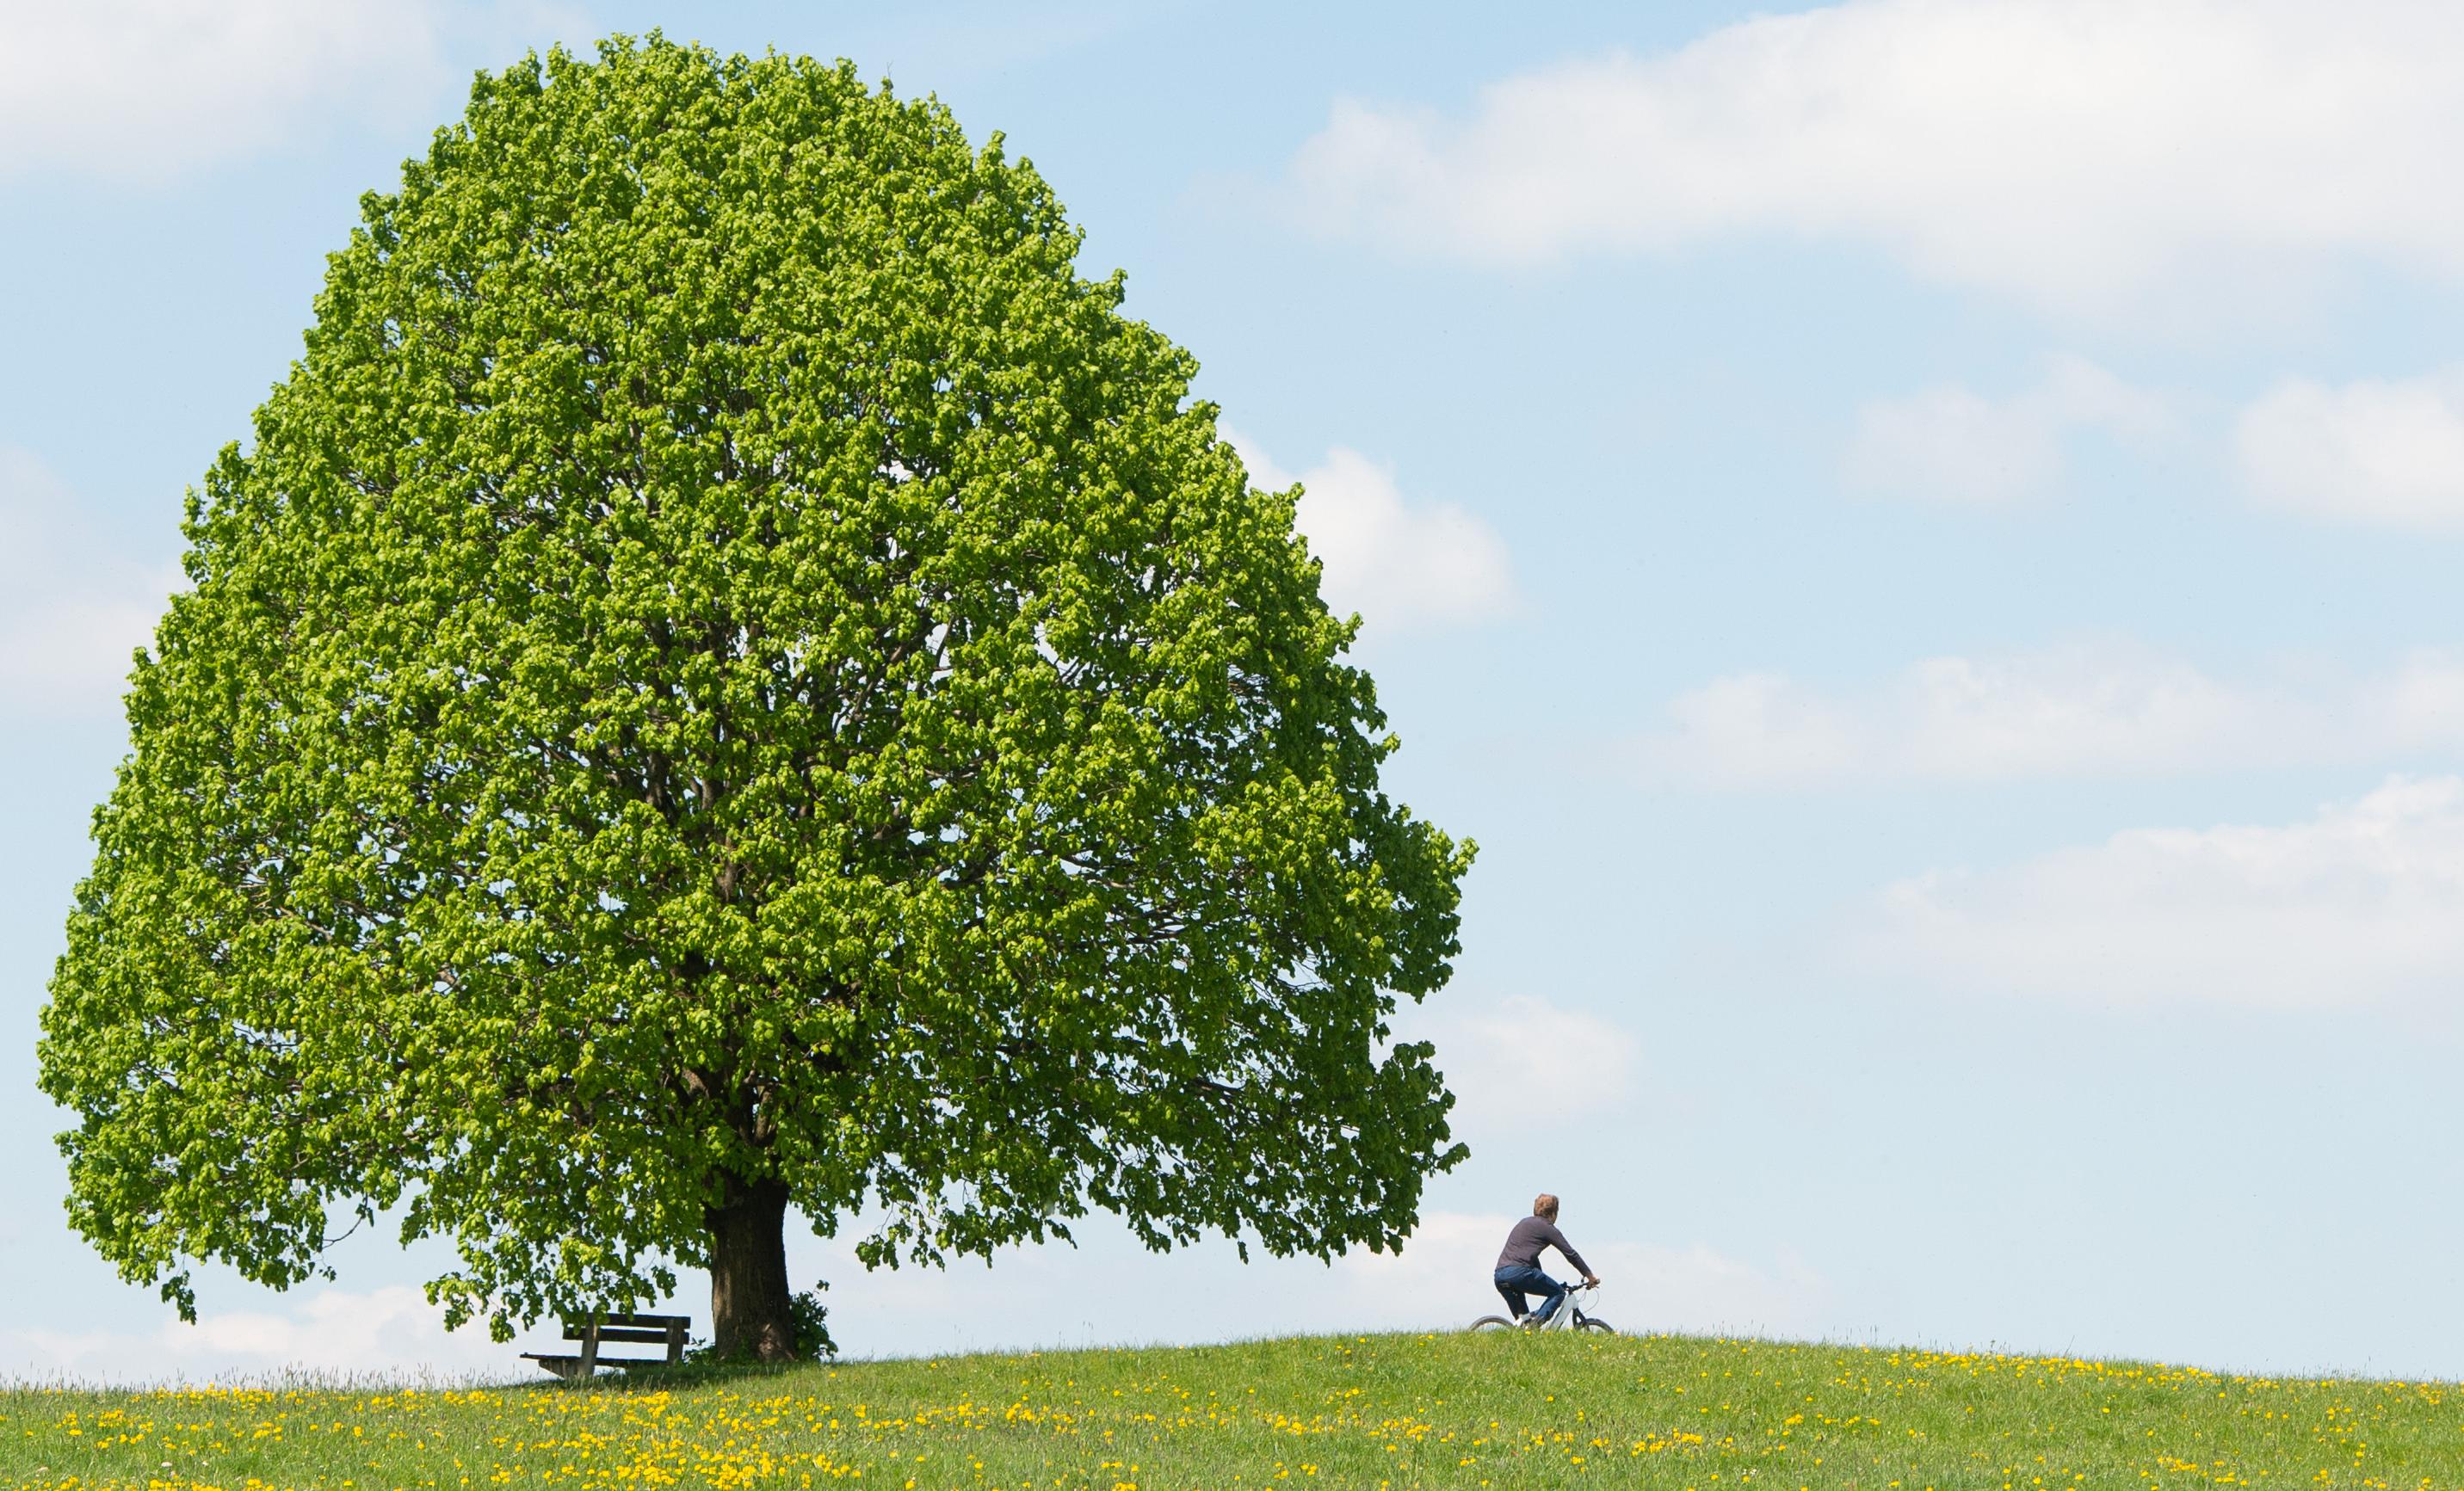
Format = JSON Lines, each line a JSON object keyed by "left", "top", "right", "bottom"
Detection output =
{"left": 40, "top": 36, "right": 1471, "bottom": 1360}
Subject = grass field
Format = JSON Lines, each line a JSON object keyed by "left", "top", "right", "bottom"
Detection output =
{"left": 6, "top": 1329, "right": 2458, "bottom": 1490}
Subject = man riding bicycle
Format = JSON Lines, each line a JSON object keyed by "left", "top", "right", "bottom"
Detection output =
{"left": 1492, "top": 1192, "right": 1599, "bottom": 1327}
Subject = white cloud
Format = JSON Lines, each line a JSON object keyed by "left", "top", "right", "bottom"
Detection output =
{"left": 2235, "top": 368, "right": 2464, "bottom": 529}
{"left": 1224, "top": 426, "right": 1516, "bottom": 632}
{"left": 1652, "top": 672, "right": 1868, "bottom": 786}
{"left": 1410, "top": 993, "right": 1642, "bottom": 1137}
{"left": 2, "top": 1286, "right": 521, "bottom": 1385}
{"left": 1283, "top": 0, "right": 2464, "bottom": 315}
{"left": 777, "top": 1206, "right": 1819, "bottom": 1351}
{"left": 0, "top": 1217, "right": 1811, "bottom": 1382}
{"left": 0, "top": 1, "right": 466, "bottom": 182}
{"left": 0, "top": 448, "right": 182, "bottom": 717}
{"left": 1639, "top": 640, "right": 2464, "bottom": 787}
{"left": 1862, "top": 776, "right": 2464, "bottom": 1007}
{"left": 1847, "top": 355, "right": 2172, "bottom": 505}
{"left": 1337, "top": 1211, "right": 1827, "bottom": 1338}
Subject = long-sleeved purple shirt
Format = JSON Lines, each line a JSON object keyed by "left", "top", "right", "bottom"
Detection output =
{"left": 1495, "top": 1214, "right": 1590, "bottom": 1276}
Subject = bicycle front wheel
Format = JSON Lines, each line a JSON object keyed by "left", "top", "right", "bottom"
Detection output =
{"left": 1468, "top": 1315, "right": 1520, "bottom": 1332}
{"left": 1576, "top": 1317, "right": 1616, "bottom": 1334}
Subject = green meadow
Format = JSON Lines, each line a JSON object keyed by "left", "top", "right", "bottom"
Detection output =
{"left": 7, "top": 1329, "right": 2456, "bottom": 1489}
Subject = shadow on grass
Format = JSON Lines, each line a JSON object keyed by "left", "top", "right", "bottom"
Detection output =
{"left": 491, "top": 1356, "right": 840, "bottom": 1394}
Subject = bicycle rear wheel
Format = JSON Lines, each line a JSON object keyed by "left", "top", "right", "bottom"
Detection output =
{"left": 1468, "top": 1315, "right": 1520, "bottom": 1332}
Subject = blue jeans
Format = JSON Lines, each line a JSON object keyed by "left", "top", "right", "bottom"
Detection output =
{"left": 1493, "top": 1265, "right": 1567, "bottom": 1323}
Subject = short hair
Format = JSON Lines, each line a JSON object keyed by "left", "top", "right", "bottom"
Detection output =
{"left": 1534, "top": 1192, "right": 1559, "bottom": 1218}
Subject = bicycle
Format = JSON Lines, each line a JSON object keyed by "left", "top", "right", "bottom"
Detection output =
{"left": 1470, "top": 1280, "right": 1615, "bottom": 1334}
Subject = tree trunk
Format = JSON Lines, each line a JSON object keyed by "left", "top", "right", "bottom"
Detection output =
{"left": 707, "top": 1176, "right": 796, "bottom": 1360}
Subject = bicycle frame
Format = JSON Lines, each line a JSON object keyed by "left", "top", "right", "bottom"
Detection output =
{"left": 1528, "top": 1280, "right": 1597, "bottom": 1332}
{"left": 1471, "top": 1270, "right": 1612, "bottom": 1335}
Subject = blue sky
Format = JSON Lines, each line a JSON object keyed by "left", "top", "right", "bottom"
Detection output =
{"left": 7, "top": 0, "right": 2464, "bottom": 1382}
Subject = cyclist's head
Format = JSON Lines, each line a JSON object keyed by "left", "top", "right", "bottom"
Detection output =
{"left": 1534, "top": 1192, "right": 1559, "bottom": 1220}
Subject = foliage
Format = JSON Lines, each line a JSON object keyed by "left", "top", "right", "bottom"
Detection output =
{"left": 787, "top": 1286, "right": 837, "bottom": 1363}
{"left": 38, "top": 32, "right": 1471, "bottom": 1344}
{"left": 10, "top": 1331, "right": 2461, "bottom": 1488}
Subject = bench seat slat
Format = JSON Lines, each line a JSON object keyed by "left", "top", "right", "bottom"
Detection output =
{"left": 521, "top": 1352, "right": 674, "bottom": 1375}
{"left": 523, "top": 1353, "right": 674, "bottom": 1366}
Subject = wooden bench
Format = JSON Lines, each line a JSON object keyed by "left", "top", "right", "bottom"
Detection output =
{"left": 521, "top": 1313, "right": 690, "bottom": 1378}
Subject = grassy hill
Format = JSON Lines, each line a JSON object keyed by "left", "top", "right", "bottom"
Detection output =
{"left": 5, "top": 1329, "right": 2456, "bottom": 1489}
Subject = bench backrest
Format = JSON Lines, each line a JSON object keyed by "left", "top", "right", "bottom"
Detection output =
{"left": 561, "top": 1313, "right": 690, "bottom": 1346}
{"left": 562, "top": 1313, "right": 691, "bottom": 1370}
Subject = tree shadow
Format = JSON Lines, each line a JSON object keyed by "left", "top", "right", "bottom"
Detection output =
{"left": 494, "top": 1358, "right": 836, "bottom": 1393}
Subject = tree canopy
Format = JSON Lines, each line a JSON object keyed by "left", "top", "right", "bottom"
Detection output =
{"left": 39, "top": 34, "right": 1473, "bottom": 1358}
